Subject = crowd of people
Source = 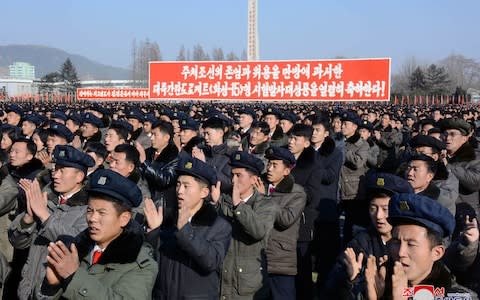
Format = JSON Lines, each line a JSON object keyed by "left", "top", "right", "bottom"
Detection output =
{"left": 0, "top": 100, "right": 478, "bottom": 299}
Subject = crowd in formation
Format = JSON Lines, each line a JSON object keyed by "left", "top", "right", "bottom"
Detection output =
{"left": 0, "top": 100, "right": 478, "bottom": 299}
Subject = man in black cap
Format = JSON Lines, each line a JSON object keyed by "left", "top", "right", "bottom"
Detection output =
{"left": 440, "top": 117, "right": 480, "bottom": 217}
{"left": 236, "top": 108, "right": 256, "bottom": 141}
{"left": 409, "top": 135, "right": 458, "bottom": 215}
{"left": 263, "top": 107, "right": 288, "bottom": 147}
{"left": 365, "top": 193, "right": 476, "bottom": 299}
{"left": 80, "top": 112, "right": 103, "bottom": 147}
{"left": 8, "top": 145, "right": 95, "bottom": 300}
{"left": 179, "top": 117, "right": 199, "bottom": 148}
{"left": 241, "top": 121, "right": 271, "bottom": 169}
{"left": 144, "top": 154, "right": 232, "bottom": 299}
{"left": 374, "top": 112, "right": 403, "bottom": 172}
{"left": 37, "top": 169, "right": 158, "bottom": 299}
{"left": 263, "top": 146, "right": 306, "bottom": 300}
{"left": 21, "top": 114, "right": 42, "bottom": 139}
{"left": 324, "top": 172, "right": 413, "bottom": 299}
{"left": 211, "top": 151, "right": 277, "bottom": 300}
{"left": 405, "top": 154, "right": 440, "bottom": 200}
{"left": 280, "top": 111, "right": 299, "bottom": 135}
{"left": 358, "top": 119, "right": 380, "bottom": 169}
{"left": 6, "top": 105, "right": 23, "bottom": 127}
{"left": 340, "top": 111, "right": 369, "bottom": 243}
{"left": 127, "top": 109, "right": 151, "bottom": 149}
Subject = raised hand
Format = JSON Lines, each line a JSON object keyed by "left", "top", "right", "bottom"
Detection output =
{"left": 134, "top": 141, "right": 147, "bottom": 164}
{"left": 143, "top": 198, "right": 163, "bottom": 231}
{"left": 210, "top": 181, "right": 222, "bottom": 205}
{"left": 365, "top": 255, "right": 386, "bottom": 300}
{"left": 232, "top": 181, "right": 242, "bottom": 207}
{"left": 19, "top": 179, "right": 35, "bottom": 224}
{"left": 343, "top": 247, "right": 364, "bottom": 281}
{"left": 392, "top": 261, "right": 408, "bottom": 300}
{"left": 463, "top": 216, "right": 479, "bottom": 244}
{"left": 253, "top": 176, "right": 265, "bottom": 195}
{"left": 27, "top": 179, "right": 50, "bottom": 222}
{"left": 46, "top": 241, "right": 80, "bottom": 280}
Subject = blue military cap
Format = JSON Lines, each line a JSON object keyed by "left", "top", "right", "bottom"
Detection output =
{"left": 67, "top": 112, "right": 83, "bottom": 126}
{"left": 171, "top": 111, "right": 189, "bottom": 121}
{"left": 88, "top": 169, "right": 142, "bottom": 208}
{"left": 83, "top": 112, "right": 103, "bottom": 128}
{"left": 388, "top": 193, "right": 455, "bottom": 238}
{"left": 50, "top": 110, "right": 68, "bottom": 122}
{"left": 358, "top": 120, "right": 374, "bottom": 131}
{"left": 265, "top": 146, "right": 296, "bottom": 166}
{"left": 229, "top": 151, "right": 264, "bottom": 176}
{"left": 126, "top": 109, "right": 144, "bottom": 122}
{"left": 176, "top": 153, "right": 217, "bottom": 186}
{"left": 340, "top": 110, "right": 361, "bottom": 125}
{"left": 143, "top": 113, "right": 157, "bottom": 124}
{"left": 90, "top": 104, "right": 111, "bottom": 116}
{"left": 263, "top": 107, "right": 282, "bottom": 118}
{"left": 439, "top": 117, "right": 471, "bottom": 136}
{"left": 366, "top": 172, "right": 413, "bottom": 196}
{"left": 110, "top": 120, "right": 133, "bottom": 134}
{"left": 409, "top": 135, "right": 445, "bottom": 152}
{"left": 180, "top": 117, "right": 199, "bottom": 131}
{"left": 23, "top": 114, "right": 43, "bottom": 127}
{"left": 6, "top": 104, "right": 23, "bottom": 117}
{"left": 238, "top": 108, "right": 257, "bottom": 121}
{"left": 280, "top": 111, "right": 300, "bottom": 124}
{"left": 48, "top": 122, "right": 74, "bottom": 143}
{"left": 53, "top": 145, "right": 95, "bottom": 174}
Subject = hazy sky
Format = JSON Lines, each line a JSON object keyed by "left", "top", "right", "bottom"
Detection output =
{"left": 2, "top": 0, "right": 479, "bottom": 72}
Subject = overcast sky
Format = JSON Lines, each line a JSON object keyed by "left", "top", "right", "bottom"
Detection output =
{"left": 2, "top": 0, "right": 479, "bottom": 72}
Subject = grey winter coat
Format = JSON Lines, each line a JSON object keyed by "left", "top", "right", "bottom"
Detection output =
{"left": 218, "top": 190, "right": 278, "bottom": 300}
{"left": 8, "top": 188, "right": 89, "bottom": 300}
{"left": 265, "top": 174, "right": 306, "bottom": 276}
{"left": 340, "top": 132, "right": 369, "bottom": 201}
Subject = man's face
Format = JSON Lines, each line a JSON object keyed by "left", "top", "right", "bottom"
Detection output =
{"left": 22, "top": 121, "right": 36, "bottom": 137}
{"left": 406, "top": 160, "right": 434, "bottom": 192}
{"left": 151, "top": 127, "right": 170, "bottom": 151}
{"left": 367, "top": 112, "right": 377, "bottom": 123}
{"left": 341, "top": 120, "right": 357, "bottom": 138}
{"left": 47, "top": 135, "right": 68, "bottom": 155}
{"left": 389, "top": 224, "right": 444, "bottom": 285}
{"left": 66, "top": 120, "right": 79, "bottom": 134}
{"left": 239, "top": 114, "right": 253, "bottom": 129}
{"left": 105, "top": 129, "right": 125, "bottom": 152}
{"left": 249, "top": 128, "right": 268, "bottom": 146}
{"left": 406, "top": 118, "right": 415, "bottom": 127}
{"left": 369, "top": 196, "right": 392, "bottom": 236}
{"left": 51, "top": 165, "right": 84, "bottom": 194}
{"left": 179, "top": 129, "right": 197, "bottom": 145}
{"left": 311, "top": 124, "right": 329, "bottom": 146}
{"left": 288, "top": 134, "right": 309, "bottom": 156}
{"left": 381, "top": 115, "right": 390, "bottom": 128}
{"left": 143, "top": 121, "right": 153, "bottom": 134}
{"left": 203, "top": 127, "right": 224, "bottom": 146}
{"left": 176, "top": 175, "right": 209, "bottom": 212}
{"left": 421, "top": 124, "right": 434, "bottom": 135}
{"left": 7, "top": 112, "right": 21, "bottom": 126}
{"left": 9, "top": 142, "right": 33, "bottom": 167}
{"left": 81, "top": 123, "right": 98, "bottom": 138}
{"left": 444, "top": 129, "right": 469, "bottom": 155}
{"left": 358, "top": 128, "right": 371, "bottom": 141}
{"left": 127, "top": 118, "right": 142, "bottom": 131}
{"left": 266, "top": 160, "right": 290, "bottom": 186}
{"left": 231, "top": 168, "right": 256, "bottom": 198}
{"left": 109, "top": 151, "right": 134, "bottom": 177}
{"left": 264, "top": 114, "right": 278, "bottom": 131}
{"left": 280, "top": 120, "right": 294, "bottom": 134}
{"left": 433, "top": 110, "right": 442, "bottom": 122}
{"left": 87, "top": 198, "right": 130, "bottom": 249}
{"left": 1, "top": 133, "right": 13, "bottom": 150}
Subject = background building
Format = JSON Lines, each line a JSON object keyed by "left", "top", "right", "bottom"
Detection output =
{"left": 9, "top": 62, "right": 36, "bottom": 80}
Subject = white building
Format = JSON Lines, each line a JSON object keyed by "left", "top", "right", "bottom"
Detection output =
{"left": 9, "top": 62, "right": 35, "bottom": 80}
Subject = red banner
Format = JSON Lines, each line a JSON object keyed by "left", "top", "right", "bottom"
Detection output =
{"left": 149, "top": 58, "right": 391, "bottom": 101}
{"left": 76, "top": 88, "right": 149, "bottom": 100}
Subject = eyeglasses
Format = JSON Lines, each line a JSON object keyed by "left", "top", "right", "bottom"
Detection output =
{"left": 444, "top": 131, "right": 464, "bottom": 138}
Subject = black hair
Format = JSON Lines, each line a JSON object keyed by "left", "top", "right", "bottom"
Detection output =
{"left": 33, "top": 128, "right": 49, "bottom": 147}
{"left": 251, "top": 121, "right": 270, "bottom": 136}
{"left": 311, "top": 115, "right": 332, "bottom": 133}
{"left": 152, "top": 120, "right": 174, "bottom": 139}
{"left": 113, "top": 144, "right": 140, "bottom": 167}
{"left": 13, "top": 137, "right": 37, "bottom": 156}
{"left": 84, "top": 141, "right": 108, "bottom": 160}
{"left": 408, "top": 154, "right": 437, "bottom": 175}
{"left": 1, "top": 126, "right": 22, "bottom": 146}
{"left": 426, "top": 227, "right": 443, "bottom": 249}
{"left": 289, "top": 124, "right": 313, "bottom": 139}
{"left": 108, "top": 124, "right": 130, "bottom": 142}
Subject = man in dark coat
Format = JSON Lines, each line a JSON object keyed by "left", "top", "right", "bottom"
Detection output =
{"left": 262, "top": 107, "right": 287, "bottom": 147}
{"left": 144, "top": 154, "right": 232, "bottom": 300}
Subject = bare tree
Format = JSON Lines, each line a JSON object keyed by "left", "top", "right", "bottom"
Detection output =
{"left": 211, "top": 48, "right": 225, "bottom": 61}
{"left": 131, "top": 38, "right": 162, "bottom": 87}
{"left": 391, "top": 56, "right": 419, "bottom": 94}
{"left": 439, "top": 54, "right": 480, "bottom": 91}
